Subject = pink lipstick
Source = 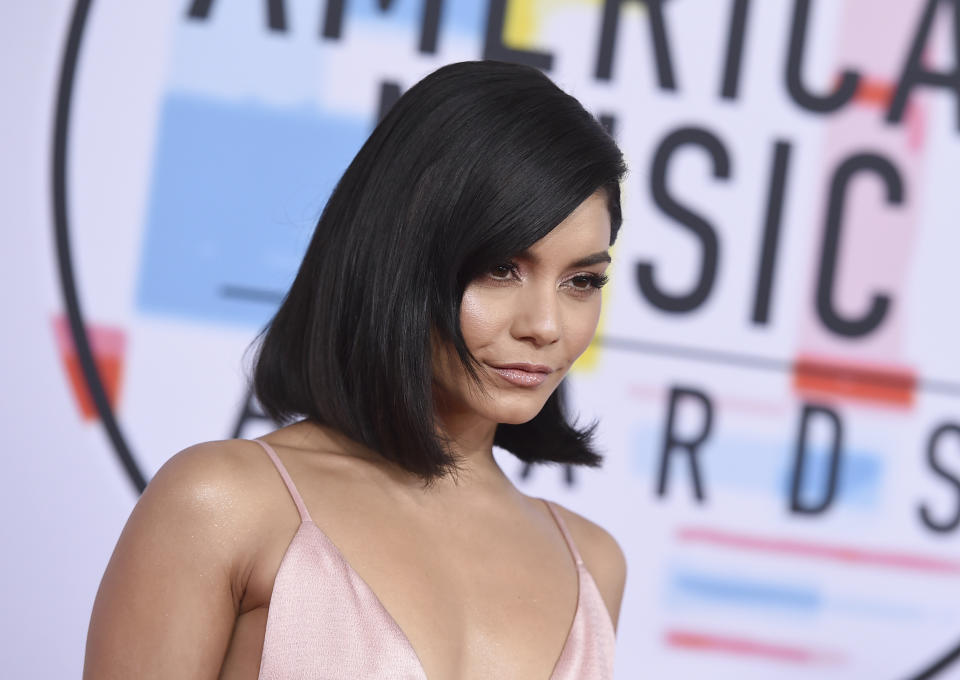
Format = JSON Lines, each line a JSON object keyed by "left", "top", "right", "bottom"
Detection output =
{"left": 488, "top": 363, "right": 553, "bottom": 387}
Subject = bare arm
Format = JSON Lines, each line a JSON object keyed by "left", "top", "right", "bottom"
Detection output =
{"left": 83, "top": 443, "right": 255, "bottom": 679}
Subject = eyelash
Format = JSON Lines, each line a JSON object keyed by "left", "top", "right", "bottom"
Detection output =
{"left": 486, "top": 263, "right": 608, "bottom": 294}
{"left": 569, "top": 272, "right": 609, "bottom": 291}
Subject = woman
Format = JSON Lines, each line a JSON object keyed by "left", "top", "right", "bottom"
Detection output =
{"left": 84, "top": 60, "right": 628, "bottom": 679}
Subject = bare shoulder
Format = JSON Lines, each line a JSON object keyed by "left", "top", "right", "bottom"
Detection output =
{"left": 147, "top": 438, "right": 277, "bottom": 517}
{"left": 134, "top": 438, "right": 294, "bottom": 560}
{"left": 150, "top": 437, "right": 274, "bottom": 489}
{"left": 84, "top": 439, "right": 285, "bottom": 679}
{"left": 549, "top": 501, "right": 627, "bottom": 631}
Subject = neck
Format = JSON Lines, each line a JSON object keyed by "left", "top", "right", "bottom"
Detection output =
{"left": 288, "top": 415, "right": 514, "bottom": 495}
{"left": 434, "top": 410, "right": 503, "bottom": 488}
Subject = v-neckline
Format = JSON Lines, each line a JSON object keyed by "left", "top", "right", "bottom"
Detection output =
{"left": 275, "top": 498, "right": 584, "bottom": 680}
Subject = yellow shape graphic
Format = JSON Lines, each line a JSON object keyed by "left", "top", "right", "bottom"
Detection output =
{"left": 503, "top": 0, "right": 604, "bottom": 49}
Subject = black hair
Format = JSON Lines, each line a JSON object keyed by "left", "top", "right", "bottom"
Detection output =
{"left": 248, "top": 60, "right": 627, "bottom": 484}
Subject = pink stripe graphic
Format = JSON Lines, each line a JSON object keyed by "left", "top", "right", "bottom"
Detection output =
{"left": 677, "top": 526, "right": 960, "bottom": 575}
{"left": 665, "top": 629, "right": 844, "bottom": 665}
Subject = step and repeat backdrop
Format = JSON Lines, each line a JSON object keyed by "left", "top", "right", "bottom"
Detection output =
{"left": 8, "top": 0, "right": 960, "bottom": 677}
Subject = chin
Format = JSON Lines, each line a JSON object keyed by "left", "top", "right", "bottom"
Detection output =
{"left": 485, "top": 395, "right": 552, "bottom": 425}
{"left": 495, "top": 411, "right": 540, "bottom": 426}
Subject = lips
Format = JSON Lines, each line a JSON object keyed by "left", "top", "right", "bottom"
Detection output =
{"left": 487, "top": 363, "right": 554, "bottom": 387}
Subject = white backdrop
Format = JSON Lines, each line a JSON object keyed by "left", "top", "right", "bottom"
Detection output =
{"left": 5, "top": 1, "right": 960, "bottom": 677}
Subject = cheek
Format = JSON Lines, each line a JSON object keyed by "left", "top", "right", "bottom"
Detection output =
{"left": 459, "top": 284, "right": 510, "bottom": 350}
{"left": 564, "top": 299, "right": 602, "bottom": 357}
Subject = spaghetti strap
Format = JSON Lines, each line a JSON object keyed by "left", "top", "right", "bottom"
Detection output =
{"left": 251, "top": 439, "right": 313, "bottom": 523}
{"left": 540, "top": 498, "right": 584, "bottom": 566}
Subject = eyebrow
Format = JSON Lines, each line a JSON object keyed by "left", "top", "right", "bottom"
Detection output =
{"left": 515, "top": 249, "right": 612, "bottom": 268}
{"left": 570, "top": 251, "right": 612, "bottom": 267}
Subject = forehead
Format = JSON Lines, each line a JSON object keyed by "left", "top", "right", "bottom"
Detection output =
{"left": 524, "top": 191, "right": 612, "bottom": 260}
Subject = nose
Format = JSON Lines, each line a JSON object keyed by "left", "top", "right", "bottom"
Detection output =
{"left": 510, "top": 282, "right": 561, "bottom": 347}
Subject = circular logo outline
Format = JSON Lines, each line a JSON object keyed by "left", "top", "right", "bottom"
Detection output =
{"left": 50, "top": 2, "right": 960, "bottom": 675}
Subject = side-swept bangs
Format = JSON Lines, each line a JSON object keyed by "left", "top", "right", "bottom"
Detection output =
{"left": 250, "top": 60, "right": 627, "bottom": 483}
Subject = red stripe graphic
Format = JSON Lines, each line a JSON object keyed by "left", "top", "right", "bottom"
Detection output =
{"left": 849, "top": 75, "right": 895, "bottom": 108}
{"left": 792, "top": 355, "right": 916, "bottom": 408}
{"left": 52, "top": 314, "right": 127, "bottom": 421}
{"left": 841, "top": 72, "right": 926, "bottom": 151}
{"left": 677, "top": 526, "right": 960, "bottom": 575}
{"left": 665, "top": 629, "right": 844, "bottom": 665}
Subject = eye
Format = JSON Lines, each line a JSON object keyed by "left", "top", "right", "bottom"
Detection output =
{"left": 487, "top": 262, "right": 520, "bottom": 282}
{"left": 565, "top": 272, "right": 609, "bottom": 293}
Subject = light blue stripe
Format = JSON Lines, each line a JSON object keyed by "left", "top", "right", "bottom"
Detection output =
{"left": 136, "top": 93, "right": 368, "bottom": 327}
{"left": 630, "top": 427, "right": 882, "bottom": 508}
{"left": 670, "top": 568, "right": 821, "bottom": 612}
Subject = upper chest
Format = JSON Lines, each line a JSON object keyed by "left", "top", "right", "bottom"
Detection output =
{"left": 227, "top": 492, "right": 583, "bottom": 679}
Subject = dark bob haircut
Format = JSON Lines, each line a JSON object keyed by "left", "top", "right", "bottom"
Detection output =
{"left": 249, "top": 60, "right": 627, "bottom": 483}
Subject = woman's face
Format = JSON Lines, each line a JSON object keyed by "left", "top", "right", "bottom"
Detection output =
{"left": 434, "top": 190, "right": 612, "bottom": 428}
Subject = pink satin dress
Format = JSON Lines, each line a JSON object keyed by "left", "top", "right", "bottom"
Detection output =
{"left": 251, "top": 438, "right": 616, "bottom": 679}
